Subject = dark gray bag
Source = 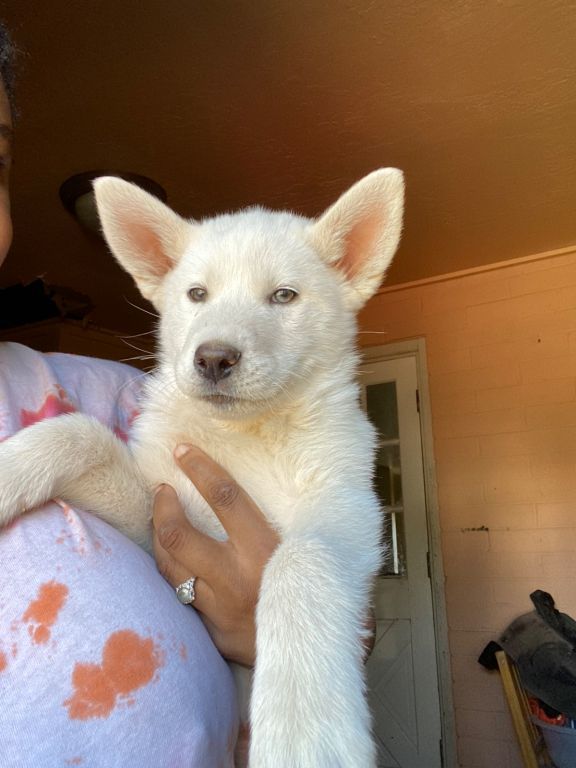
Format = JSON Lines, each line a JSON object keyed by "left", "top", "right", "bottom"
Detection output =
{"left": 498, "top": 590, "right": 576, "bottom": 718}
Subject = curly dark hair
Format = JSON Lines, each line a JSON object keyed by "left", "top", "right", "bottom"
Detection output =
{"left": 0, "top": 21, "right": 16, "bottom": 115}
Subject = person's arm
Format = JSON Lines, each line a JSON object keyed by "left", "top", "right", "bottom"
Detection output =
{"left": 152, "top": 445, "right": 280, "bottom": 667}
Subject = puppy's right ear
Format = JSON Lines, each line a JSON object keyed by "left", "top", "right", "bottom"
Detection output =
{"left": 94, "top": 177, "right": 192, "bottom": 303}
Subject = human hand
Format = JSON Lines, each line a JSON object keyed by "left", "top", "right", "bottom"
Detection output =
{"left": 152, "top": 445, "right": 280, "bottom": 667}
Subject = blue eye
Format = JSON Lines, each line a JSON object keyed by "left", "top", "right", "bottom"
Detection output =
{"left": 271, "top": 288, "right": 298, "bottom": 304}
{"left": 187, "top": 286, "right": 207, "bottom": 302}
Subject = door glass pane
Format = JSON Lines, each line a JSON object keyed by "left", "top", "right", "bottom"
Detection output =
{"left": 366, "top": 381, "right": 407, "bottom": 577}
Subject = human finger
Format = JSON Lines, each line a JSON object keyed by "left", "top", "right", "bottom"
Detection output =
{"left": 152, "top": 483, "right": 224, "bottom": 581}
{"left": 174, "top": 445, "right": 277, "bottom": 547}
{"left": 152, "top": 527, "right": 216, "bottom": 614}
{"left": 151, "top": 524, "right": 201, "bottom": 588}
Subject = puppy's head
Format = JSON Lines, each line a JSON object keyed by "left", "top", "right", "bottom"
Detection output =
{"left": 94, "top": 170, "right": 404, "bottom": 418}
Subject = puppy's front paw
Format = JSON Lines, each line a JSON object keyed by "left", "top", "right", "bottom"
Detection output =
{"left": 0, "top": 436, "right": 55, "bottom": 524}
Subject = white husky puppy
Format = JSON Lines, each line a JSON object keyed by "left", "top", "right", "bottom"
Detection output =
{"left": 0, "top": 168, "right": 404, "bottom": 768}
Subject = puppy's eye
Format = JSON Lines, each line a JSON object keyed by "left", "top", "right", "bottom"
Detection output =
{"left": 270, "top": 288, "right": 298, "bottom": 304}
{"left": 188, "top": 287, "right": 207, "bottom": 302}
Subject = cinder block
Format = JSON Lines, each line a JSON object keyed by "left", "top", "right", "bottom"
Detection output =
{"left": 419, "top": 306, "right": 470, "bottom": 335}
{"left": 534, "top": 460, "right": 576, "bottom": 501}
{"left": 452, "top": 684, "right": 508, "bottom": 720}
{"left": 489, "top": 528, "right": 576, "bottom": 553}
{"left": 422, "top": 278, "right": 510, "bottom": 316}
{"left": 492, "top": 578, "right": 564, "bottom": 607}
{"left": 541, "top": 551, "right": 576, "bottom": 578}
{"left": 435, "top": 437, "right": 480, "bottom": 468}
{"left": 446, "top": 591, "right": 503, "bottom": 632}
{"left": 508, "top": 263, "right": 576, "bottom": 297}
{"left": 475, "top": 385, "right": 522, "bottom": 413}
{"left": 537, "top": 502, "right": 576, "bottom": 528}
{"left": 448, "top": 578, "right": 494, "bottom": 610}
{"left": 444, "top": 551, "right": 543, "bottom": 580}
{"left": 480, "top": 426, "right": 576, "bottom": 458}
{"left": 457, "top": 735, "right": 513, "bottom": 767}
{"left": 435, "top": 407, "right": 526, "bottom": 439}
{"left": 429, "top": 381, "right": 476, "bottom": 411}
{"left": 426, "top": 344, "right": 472, "bottom": 375}
{"left": 437, "top": 455, "right": 533, "bottom": 494}
{"left": 438, "top": 483, "right": 487, "bottom": 513}
{"left": 527, "top": 402, "right": 576, "bottom": 429}
{"left": 431, "top": 364, "right": 522, "bottom": 397}
{"left": 467, "top": 290, "right": 565, "bottom": 331}
{"left": 470, "top": 333, "right": 569, "bottom": 370}
{"left": 452, "top": 662, "right": 507, "bottom": 713}
{"left": 434, "top": 450, "right": 491, "bottom": 488}
{"left": 477, "top": 378, "right": 576, "bottom": 418}
{"left": 483, "top": 464, "right": 541, "bottom": 505}
{"left": 458, "top": 708, "right": 515, "bottom": 741}
{"left": 449, "top": 629, "right": 496, "bottom": 657}
{"left": 441, "top": 503, "right": 537, "bottom": 532}
{"left": 520, "top": 353, "right": 576, "bottom": 382}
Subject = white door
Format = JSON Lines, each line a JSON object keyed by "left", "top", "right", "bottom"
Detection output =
{"left": 361, "top": 355, "right": 442, "bottom": 768}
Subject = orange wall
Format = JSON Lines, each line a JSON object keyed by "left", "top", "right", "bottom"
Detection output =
{"left": 360, "top": 249, "right": 576, "bottom": 768}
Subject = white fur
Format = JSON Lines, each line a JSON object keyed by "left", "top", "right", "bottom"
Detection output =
{"left": 0, "top": 168, "right": 404, "bottom": 768}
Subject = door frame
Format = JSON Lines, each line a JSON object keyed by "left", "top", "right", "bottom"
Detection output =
{"left": 362, "top": 338, "right": 457, "bottom": 768}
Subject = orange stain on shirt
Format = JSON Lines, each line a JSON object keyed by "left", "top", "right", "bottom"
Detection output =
{"left": 22, "top": 581, "right": 69, "bottom": 645}
{"left": 0, "top": 651, "right": 7, "bottom": 672}
{"left": 30, "top": 625, "right": 50, "bottom": 644}
{"left": 64, "top": 630, "right": 164, "bottom": 720}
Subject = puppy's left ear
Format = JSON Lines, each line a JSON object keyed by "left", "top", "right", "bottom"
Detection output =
{"left": 308, "top": 168, "right": 404, "bottom": 310}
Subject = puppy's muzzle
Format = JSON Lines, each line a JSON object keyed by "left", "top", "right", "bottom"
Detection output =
{"left": 194, "top": 342, "right": 242, "bottom": 383}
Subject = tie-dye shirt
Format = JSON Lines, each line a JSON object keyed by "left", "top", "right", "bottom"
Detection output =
{"left": 0, "top": 343, "right": 238, "bottom": 768}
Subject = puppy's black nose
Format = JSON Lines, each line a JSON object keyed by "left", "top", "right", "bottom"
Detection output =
{"left": 194, "top": 343, "right": 241, "bottom": 383}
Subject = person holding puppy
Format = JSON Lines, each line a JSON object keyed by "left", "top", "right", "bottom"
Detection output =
{"left": 0, "top": 22, "right": 276, "bottom": 767}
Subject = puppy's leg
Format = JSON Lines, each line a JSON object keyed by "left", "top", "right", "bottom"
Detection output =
{"left": 0, "top": 413, "right": 151, "bottom": 548}
{"left": 249, "top": 534, "right": 378, "bottom": 768}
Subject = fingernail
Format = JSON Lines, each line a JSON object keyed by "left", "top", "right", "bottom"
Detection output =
{"left": 154, "top": 484, "right": 167, "bottom": 496}
{"left": 174, "top": 444, "right": 191, "bottom": 460}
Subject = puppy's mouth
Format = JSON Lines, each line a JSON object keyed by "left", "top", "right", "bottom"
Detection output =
{"left": 196, "top": 391, "right": 268, "bottom": 415}
{"left": 197, "top": 389, "right": 261, "bottom": 408}
{"left": 200, "top": 393, "right": 243, "bottom": 406}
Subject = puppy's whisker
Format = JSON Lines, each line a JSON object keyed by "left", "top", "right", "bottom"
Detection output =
{"left": 121, "top": 330, "right": 157, "bottom": 339}
{"left": 114, "top": 369, "right": 153, "bottom": 398}
{"left": 119, "top": 354, "right": 156, "bottom": 365}
{"left": 120, "top": 338, "right": 155, "bottom": 356}
{"left": 124, "top": 297, "right": 160, "bottom": 319}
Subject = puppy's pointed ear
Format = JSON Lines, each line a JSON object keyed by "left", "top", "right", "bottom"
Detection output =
{"left": 308, "top": 168, "right": 404, "bottom": 310}
{"left": 93, "top": 177, "right": 192, "bottom": 304}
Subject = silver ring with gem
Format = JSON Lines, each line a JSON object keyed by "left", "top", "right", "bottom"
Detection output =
{"left": 176, "top": 576, "right": 196, "bottom": 605}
